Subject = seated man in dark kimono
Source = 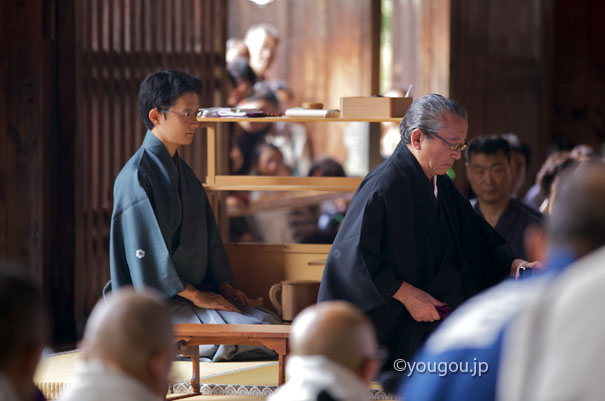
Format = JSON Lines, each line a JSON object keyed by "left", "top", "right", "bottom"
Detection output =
{"left": 107, "top": 70, "right": 280, "bottom": 361}
{"left": 318, "top": 94, "right": 538, "bottom": 370}
{"left": 465, "top": 135, "right": 542, "bottom": 260}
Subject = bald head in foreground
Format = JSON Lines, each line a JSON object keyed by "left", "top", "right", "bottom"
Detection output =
{"left": 269, "top": 301, "right": 380, "bottom": 401}
{"left": 60, "top": 289, "right": 174, "bottom": 401}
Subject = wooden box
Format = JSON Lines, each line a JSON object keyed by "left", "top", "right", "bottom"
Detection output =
{"left": 340, "top": 96, "right": 413, "bottom": 118}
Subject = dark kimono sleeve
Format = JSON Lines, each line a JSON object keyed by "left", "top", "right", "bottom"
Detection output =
{"left": 109, "top": 197, "right": 186, "bottom": 297}
{"left": 202, "top": 194, "right": 234, "bottom": 287}
{"left": 467, "top": 202, "right": 516, "bottom": 288}
{"left": 321, "top": 190, "right": 402, "bottom": 311}
{"left": 478, "top": 216, "right": 515, "bottom": 287}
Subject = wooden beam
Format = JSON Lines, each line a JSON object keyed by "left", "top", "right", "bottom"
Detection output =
{"left": 205, "top": 176, "right": 362, "bottom": 192}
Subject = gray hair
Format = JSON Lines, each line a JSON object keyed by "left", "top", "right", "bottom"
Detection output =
{"left": 400, "top": 94, "right": 467, "bottom": 144}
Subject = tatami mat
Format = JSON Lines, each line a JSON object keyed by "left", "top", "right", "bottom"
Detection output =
{"left": 34, "top": 350, "right": 278, "bottom": 400}
{"left": 35, "top": 350, "right": 397, "bottom": 400}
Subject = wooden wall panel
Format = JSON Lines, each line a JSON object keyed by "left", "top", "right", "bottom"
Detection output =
{"left": 391, "top": 0, "right": 420, "bottom": 93}
{"left": 449, "top": 0, "right": 549, "bottom": 194}
{"left": 0, "top": 0, "right": 77, "bottom": 341}
{"left": 227, "top": 0, "right": 380, "bottom": 167}
{"left": 0, "top": 1, "right": 7, "bottom": 259}
{"left": 391, "top": 0, "right": 450, "bottom": 97}
{"left": 1, "top": 0, "right": 46, "bottom": 280}
{"left": 551, "top": 0, "right": 605, "bottom": 149}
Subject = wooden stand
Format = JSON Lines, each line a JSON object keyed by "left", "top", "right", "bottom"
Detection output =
{"left": 174, "top": 323, "right": 291, "bottom": 394}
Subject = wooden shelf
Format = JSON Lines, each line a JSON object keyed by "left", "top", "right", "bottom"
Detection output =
{"left": 204, "top": 176, "right": 362, "bottom": 192}
{"left": 202, "top": 112, "right": 410, "bottom": 297}
{"left": 198, "top": 116, "right": 402, "bottom": 123}
{"left": 226, "top": 191, "right": 353, "bottom": 217}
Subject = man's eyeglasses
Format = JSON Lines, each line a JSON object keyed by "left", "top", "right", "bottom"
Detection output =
{"left": 163, "top": 109, "right": 198, "bottom": 121}
{"left": 433, "top": 132, "right": 467, "bottom": 152}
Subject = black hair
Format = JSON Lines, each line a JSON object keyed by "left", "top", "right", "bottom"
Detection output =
{"left": 548, "top": 160, "right": 605, "bottom": 253}
{"left": 261, "top": 79, "right": 293, "bottom": 95}
{"left": 245, "top": 86, "right": 280, "bottom": 110}
{"left": 308, "top": 157, "right": 346, "bottom": 177}
{"left": 501, "top": 133, "right": 532, "bottom": 170}
{"left": 252, "top": 142, "right": 282, "bottom": 165}
{"left": 227, "top": 58, "right": 257, "bottom": 88}
{"left": 465, "top": 135, "right": 511, "bottom": 165}
{"left": 138, "top": 70, "right": 202, "bottom": 130}
{"left": 537, "top": 151, "right": 577, "bottom": 198}
{"left": 399, "top": 94, "right": 467, "bottom": 144}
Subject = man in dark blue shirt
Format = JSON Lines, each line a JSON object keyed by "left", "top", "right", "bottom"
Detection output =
{"left": 466, "top": 136, "right": 542, "bottom": 259}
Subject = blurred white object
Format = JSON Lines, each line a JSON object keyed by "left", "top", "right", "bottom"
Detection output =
{"left": 198, "top": 107, "right": 264, "bottom": 118}
{"left": 284, "top": 107, "right": 340, "bottom": 118}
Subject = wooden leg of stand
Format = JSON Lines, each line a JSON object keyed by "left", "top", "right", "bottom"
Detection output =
{"left": 181, "top": 345, "right": 200, "bottom": 393}
{"left": 278, "top": 352, "right": 286, "bottom": 385}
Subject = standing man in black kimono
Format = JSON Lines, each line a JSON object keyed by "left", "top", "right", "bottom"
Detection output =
{"left": 318, "top": 94, "right": 538, "bottom": 368}
{"left": 108, "top": 70, "right": 280, "bottom": 361}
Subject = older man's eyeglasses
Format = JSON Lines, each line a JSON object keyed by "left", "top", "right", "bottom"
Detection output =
{"left": 433, "top": 133, "right": 467, "bottom": 152}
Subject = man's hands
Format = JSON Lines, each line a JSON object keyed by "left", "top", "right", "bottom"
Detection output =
{"left": 511, "top": 258, "right": 543, "bottom": 278}
{"left": 219, "top": 282, "right": 256, "bottom": 307}
{"left": 393, "top": 281, "right": 446, "bottom": 322}
{"left": 179, "top": 284, "right": 241, "bottom": 313}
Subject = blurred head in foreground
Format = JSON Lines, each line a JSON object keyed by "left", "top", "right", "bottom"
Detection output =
{"left": 80, "top": 289, "right": 174, "bottom": 397}
{"left": 0, "top": 261, "right": 48, "bottom": 401}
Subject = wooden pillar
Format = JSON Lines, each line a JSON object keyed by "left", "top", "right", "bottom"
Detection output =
{"left": 1, "top": 0, "right": 46, "bottom": 283}
{"left": 0, "top": 0, "right": 76, "bottom": 341}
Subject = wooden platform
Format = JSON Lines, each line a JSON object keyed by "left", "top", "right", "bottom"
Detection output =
{"left": 174, "top": 324, "right": 291, "bottom": 397}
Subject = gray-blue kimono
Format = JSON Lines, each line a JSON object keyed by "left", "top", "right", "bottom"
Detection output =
{"left": 108, "top": 131, "right": 280, "bottom": 361}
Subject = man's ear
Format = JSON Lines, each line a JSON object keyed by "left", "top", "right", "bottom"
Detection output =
{"left": 410, "top": 128, "right": 423, "bottom": 150}
{"left": 148, "top": 108, "right": 162, "bottom": 128}
{"left": 147, "top": 345, "right": 173, "bottom": 397}
{"left": 508, "top": 160, "right": 515, "bottom": 176}
{"left": 358, "top": 357, "right": 379, "bottom": 384}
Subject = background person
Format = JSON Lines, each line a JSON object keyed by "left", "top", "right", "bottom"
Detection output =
{"left": 465, "top": 135, "right": 542, "bottom": 259}
{"left": 226, "top": 58, "right": 257, "bottom": 107}
{"left": 501, "top": 133, "right": 532, "bottom": 198}
{"left": 244, "top": 24, "right": 279, "bottom": 81}
{"left": 226, "top": 38, "right": 250, "bottom": 63}
{"left": 238, "top": 88, "right": 313, "bottom": 176}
